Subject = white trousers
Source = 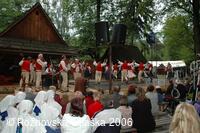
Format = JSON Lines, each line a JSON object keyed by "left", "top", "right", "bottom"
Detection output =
{"left": 30, "top": 70, "right": 36, "bottom": 84}
{"left": 73, "top": 72, "right": 82, "bottom": 80}
{"left": 138, "top": 70, "right": 144, "bottom": 83}
{"left": 36, "top": 71, "right": 42, "bottom": 88}
{"left": 121, "top": 69, "right": 128, "bottom": 82}
{"left": 19, "top": 71, "right": 29, "bottom": 88}
{"left": 61, "top": 71, "right": 68, "bottom": 91}
{"left": 95, "top": 71, "right": 102, "bottom": 83}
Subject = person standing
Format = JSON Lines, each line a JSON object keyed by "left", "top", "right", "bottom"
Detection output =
{"left": 138, "top": 62, "right": 145, "bottom": 83}
{"left": 59, "top": 55, "right": 69, "bottom": 92}
{"left": 113, "top": 63, "right": 119, "bottom": 79}
{"left": 71, "top": 59, "right": 83, "bottom": 80}
{"left": 35, "top": 54, "right": 47, "bottom": 89}
{"left": 29, "top": 59, "right": 36, "bottom": 85}
{"left": 118, "top": 60, "right": 133, "bottom": 83}
{"left": 19, "top": 56, "right": 31, "bottom": 89}
{"left": 93, "top": 60, "right": 106, "bottom": 84}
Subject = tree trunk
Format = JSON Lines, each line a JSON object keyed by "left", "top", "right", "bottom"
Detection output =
{"left": 192, "top": 0, "right": 200, "bottom": 54}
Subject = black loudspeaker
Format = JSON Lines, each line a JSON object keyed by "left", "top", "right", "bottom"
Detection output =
{"left": 111, "top": 24, "right": 127, "bottom": 45}
{"left": 95, "top": 21, "right": 109, "bottom": 45}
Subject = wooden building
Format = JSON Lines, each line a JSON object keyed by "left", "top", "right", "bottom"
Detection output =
{"left": 0, "top": 2, "right": 77, "bottom": 84}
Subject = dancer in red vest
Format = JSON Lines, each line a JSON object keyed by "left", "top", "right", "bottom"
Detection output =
{"left": 138, "top": 62, "right": 145, "bottom": 83}
{"left": 93, "top": 60, "right": 106, "bottom": 84}
{"left": 19, "top": 56, "right": 31, "bottom": 89}
{"left": 35, "top": 53, "right": 47, "bottom": 89}
{"left": 113, "top": 63, "right": 119, "bottom": 79}
{"left": 118, "top": 60, "right": 133, "bottom": 82}
{"left": 71, "top": 59, "right": 83, "bottom": 80}
{"left": 59, "top": 55, "right": 69, "bottom": 92}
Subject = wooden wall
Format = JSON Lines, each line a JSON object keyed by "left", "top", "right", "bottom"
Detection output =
{"left": 2, "top": 8, "right": 64, "bottom": 44}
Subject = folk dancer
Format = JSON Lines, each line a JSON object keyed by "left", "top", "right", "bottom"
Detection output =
{"left": 19, "top": 56, "right": 31, "bottom": 89}
{"left": 144, "top": 63, "right": 153, "bottom": 83}
{"left": 83, "top": 62, "right": 92, "bottom": 80}
{"left": 118, "top": 60, "right": 132, "bottom": 82}
{"left": 127, "top": 61, "right": 137, "bottom": 80}
{"left": 93, "top": 60, "right": 106, "bottom": 84}
{"left": 35, "top": 54, "right": 47, "bottom": 89}
{"left": 113, "top": 63, "right": 119, "bottom": 79}
{"left": 165, "top": 62, "right": 173, "bottom": 80}
{"left": 29, "top": 59, "right": 36, "bottom": 85}
{"left": 71, "top": 59, "right": 83, "bottom": 80}
{"left": 59, "top": 55, "right": 69, "bottom": 92}
{"left": 138, "top": 62, "right": 145, "bottom": 83}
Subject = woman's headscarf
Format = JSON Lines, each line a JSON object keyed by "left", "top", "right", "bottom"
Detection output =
{"left": 0, "top": 95, "right": 15, "bottom": 112}
{"left": 46, "top": 90, "right": 62, "bottom": 114}
{"left": 17, "top": 100, "right": 33, "bottom": 114}
{"left": 14, "top": 91, "right": 26, "bottom": 105}
{"left": 34, "top": 91, "right": 47, "bottom": 106}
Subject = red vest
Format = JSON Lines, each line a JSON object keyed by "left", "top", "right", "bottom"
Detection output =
{"left": 139, "top": 63, "right": 144, "bottom": 71}
{"left": 122, "top": 63, "right": 128, "bottom": 70}
{"left": 35, "top": 59, "right": 42, "bottom": 70}
{"left": 96, "top": 63, "right": 103, "bottom": 71}
{"left": 59, "top": 61, "right": 65, "bottom": 72}
{"left": 113, "top": 65, "right": 118, "bottom": 71}
{"left": 21, "top": 60, "right": 30, "bottom": 72}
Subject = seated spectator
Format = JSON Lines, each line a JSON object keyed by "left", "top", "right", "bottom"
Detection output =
{"left": 46, "top": 90, "right": 62, "bottom": 114}
{"left": 2, "top": 100, "right": 46, "bottom": 133}
{"left": 85, "top": 91, "right": 94, "bottom": 110}
{"left": 33, "top": 91, "right": 47, "bottom": 118}
{"left": 61, "top": 97, "right": 91, "bottom": 133}
{"left": 117, "top": 95, "right": 133, "bottom": 129}
{"left": 74, "top": 77, "right": 87, "bottom": 93}
{"left": 170, "top": 103, "right": 200, "bottom": 133}
{"left": 87, "top": 91, "right": 103, "bottom": 118}
{"left": 132, "top": 87, "right": 155, "bottom": 133}
{"left": 155, "top": 86, "right": 164, "bottom": 111}
{"left": 91, "top": 94, "right": 122, "bottom": 133}
{"left": 176, "top": 80, "right": 187, "bottom": 101}
{"left": 194, "top": 92, "right": 200, "bottom": 116}
{"left": 14, "top": 91, "right": 26, "bottom": 107}
{"left": 145, "top": 85, "right": 159, "bottom": 115}
{"left": 66, "top": 91, "right": 87, "bottom": 114}
{"left": 127, "top": 84, "right": 137, "bottom": 106}
{"left": 0, "top": 95, "right": 18, "bottom": 132}
{"left": 25, "top": 87, "right": 36, "bottom": 103}
{"left": 60, "top": 94, "right": 69, "bottom": 115}
{"left": 40, "top": 104, "right": 61, "bottom": 133}
{"left": 111, "top": 86, "right": 122, "bottom": 108}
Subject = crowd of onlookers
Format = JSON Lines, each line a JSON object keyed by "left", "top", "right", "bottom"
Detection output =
{"left": 0, "top": 81, "right": 200, "bottom": 133}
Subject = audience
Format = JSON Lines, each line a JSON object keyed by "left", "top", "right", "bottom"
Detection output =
{"left": 194, "top": 92, "right": 200, "bottom": 116}
{"left": 145, "top": 85, "right": 159, "bottom": 115}
{"left": 127, "top": 84, "right": 137, "bottom": 106}
{"left": 117, "top": 95, "right": 133, "bottom": 129}
{"left": 33, "top": 91, "right": 47, "bottom": 117}
{"left": 0, "top": 95, "right": 18, "bottom": 132}
{"left": 2, "top": 100, "right": 46, "bottom": 133}
{"left": 61, "top": 97, "right": 91, "bottom": 133}
{"left": 85, "top": 91, "right": 94, "bottom": 110}
{"left": 132, "top": 87, "right": 155, "bottom": 133}
{"left": 111, "top": 86, "right": 122, "bottom": 108}
{"left": 65, "top": 91, "right": 87, "bottom": 114}
{"left": 155, "top": 85, "right": 164, "bottom": 111}
{"left": 25, "top": 87, "right": 36, "bottom": 103}
{"left": 91, "top": 94, "right": 122, "bottom": 133}
{"left": 87, "top": 91, "right": 103, "bottom": 118}
{"left": 169, "top": 103, "right": 200, "bottom": 133}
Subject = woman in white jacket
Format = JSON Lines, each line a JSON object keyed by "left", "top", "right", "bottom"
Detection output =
{"left": 61, "top": 97, "right": 91, "bottom": 133}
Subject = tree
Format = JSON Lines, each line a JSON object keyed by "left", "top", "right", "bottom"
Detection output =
{"left": 159, "top": 0, "right": 200, "bottom": 55}
{"left": 162, "top": 15, "right": 194, "bottom": 63}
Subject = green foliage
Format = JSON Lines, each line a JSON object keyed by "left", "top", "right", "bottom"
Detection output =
{"left": 162, "top": 15, "right": 194, "bottom": 63}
